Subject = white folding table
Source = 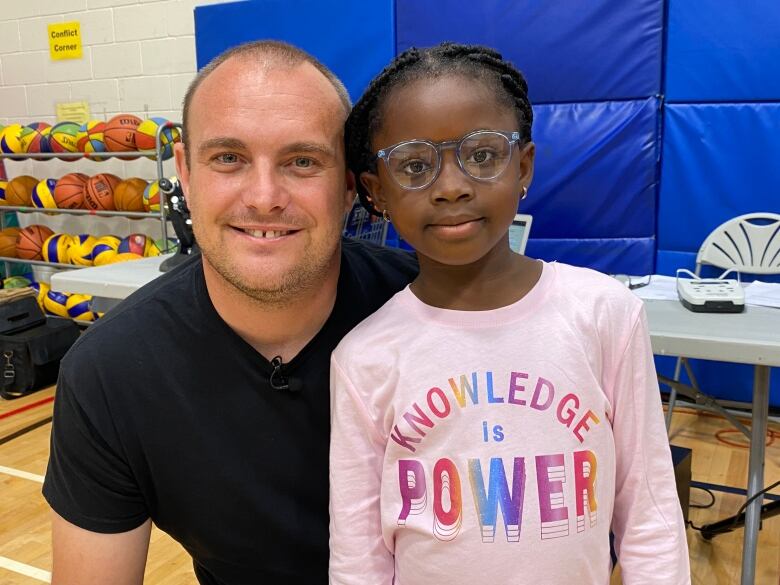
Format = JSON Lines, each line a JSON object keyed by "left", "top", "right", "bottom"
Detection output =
{"left": 644, "top": 299, "right": 780, "bottom": 585}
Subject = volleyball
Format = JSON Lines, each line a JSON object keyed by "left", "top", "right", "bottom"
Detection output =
{"left": 42, "top": 233, "right": 73, "bottom": 264}
{"left": 114, "top": 178, "right": 148, "bottom": 212}
{"left": 49, "top": 121, "right": 81, "bottom": 159}
{"left": 68, "top": 234, "right": 97, "bottom": 266}
{"left": 16, "top": 224, "right": 55, "bottom": 260}
{"left": 118, "top": 233, "right": 152, "bottom": 256}
{"left": 31, "top": 178, "right": 58, "bottom": 209}
{"left": 154, "top": 237, "right": 178, "bottom": 254}
{"left": 6, "top": 175, "right": 39, "bottom": 207}
{"left": 29, "top": 281, "right": 50, "bottom": 312}
{"left": 20, "top": 122, "right": 52, "bottom": 154}
{"left": 143, "top": 180, "right": 161, "bottom": 212}
{"left": 0, "top": 124, "right": 26, "bottom": 158}
{"left": 0, "top": 227, "right": 21, "bottom": 257}
{"left": 136, "top": 117, "right": 180, "bottom": 160}
{"left": 92, "top": 235, "right": 121, "bottom": 266}
{"left": 3, "top": 276, "right": 31, "bottom": 289}
{"left": 0, "top": 181, "right": 7, "bottom": 203}
{"left": 53, "top": 172, "right": 88, "bottom": 209}
{"left": 76, "top": 120, "right": 107, "bottom": 160}
{"left": 66, "top": 294, "right": 96, "bottom": 321}
{"left": 109, "top": 252, "right": 144, "bottom": 264}
{"left": 104, "top": 114, "right": 142, "bottom": 159}
{"left": 84, "top": 173, "right": 120, "bottom": 211}
{"left": 43, "top": 290, "right": 70, "bottom": 318}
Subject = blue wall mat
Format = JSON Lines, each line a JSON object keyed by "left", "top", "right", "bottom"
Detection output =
{"left": 659, "top": 103, "right": 780, "bottom": 254}
{"left": 194, "top": 0, "right": 394, "bottom": 103}
{"left": 656, "top": 356, "right": 779, "bottom": 407}
{"left": 527, "top": 98, "right": 659, "bottom": 239}
{"left": 667, "top": 0, "right": 780, "bottom": 101}
{"left": 395, "top": 0, "right": 664, "bottom": 104}
{"left": 525, "top": 237, "right": 655, "bottom": 275}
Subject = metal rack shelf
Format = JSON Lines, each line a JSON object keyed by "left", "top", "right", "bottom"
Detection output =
{"left": 0, "top": 205, "right": 162, "bottom": 219}
{"left": 0, "top": 255, "right": 83, "bottom": 270}
{"left": 0, "top": 150, "right": 161, "bottom": 160}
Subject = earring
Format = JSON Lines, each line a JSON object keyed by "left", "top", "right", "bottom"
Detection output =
{"left": 382, "top": 209, "right": 391, "bottom": 223}
{"left": 521, "top": 186, "right": 528, "bottom": 200}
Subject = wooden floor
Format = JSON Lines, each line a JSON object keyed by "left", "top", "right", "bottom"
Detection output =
{"left": 1, "top": 386, "right": 778, "bottom": 584}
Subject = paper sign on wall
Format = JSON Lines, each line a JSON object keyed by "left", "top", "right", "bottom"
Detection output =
{"left": 48, "top": 22, "right": 82, "bottom": 60}
{"left": 56, "top": 101, "right": 90, "bottom": 125}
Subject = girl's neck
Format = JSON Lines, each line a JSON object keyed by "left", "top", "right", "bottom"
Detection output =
{"left": 410, "top": 245, "right": 543, "bottom": 311}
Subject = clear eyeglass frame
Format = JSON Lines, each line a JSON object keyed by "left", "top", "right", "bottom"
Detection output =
{"left": 374, "top": 129, "right": 522, "bottom": 191}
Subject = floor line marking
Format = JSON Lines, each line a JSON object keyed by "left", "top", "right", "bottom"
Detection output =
{"left": 0, "top": 465, "right": 44, "bottom": 483}
{"left": 0, "top": 396, "right": 54, "bottom": 421}
{"left": 0, "top": 555, "right": 51, "bottom": 582}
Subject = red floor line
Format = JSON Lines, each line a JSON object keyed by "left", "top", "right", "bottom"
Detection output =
{"left": 0, "top": 396, "right": 55, "bottom": 421}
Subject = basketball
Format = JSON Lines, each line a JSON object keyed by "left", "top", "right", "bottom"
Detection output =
{"left": 29, "top": 281, "right": 49, "bottom": 312}
{"left": 42, "top": 233, "right": 73, "bottom": 264}
{"left": 53, "top": 172, "right": 88, "bottom": 209}
{"left": 16, "top": 224, "right": 55, "bottom": 260}
{"left": 84, "top": 173, "right": 120, "bottom": 211}
{"left": 6, "top": 175, "right": 39, "bottom": 207}
{"left": 31, "top": 178, "right": 58, "bottom": 210}
{"left": 0, "top": 124, "right": 26, "bottom": 158}
{"left": 49, "top": 121, "right": 81, "bottom": 160}
{"left": 20, "top": 122, "right": 52, "bottom": 154}
{"left": 136, "top": 117, "right": 181, "bottom": 160}
{"left": 68, "top": 234, "right": 97, "bottom": 266}
{"left": 118, "top": 233, "right": 152, "bottom": 256}
{"left": 92, "top": 235, "right": 121, "bottom": 266}
{"left": 0, "top": 227, "right": 21, "bottom": 257}
{"left": 143, "top": 181, "right": 161, "bottom": 212}
{"left": 66, "top": 293, "right": 96, "bottom": 321}
{"left": 43, "top": 290, "right": 70, "bottom": 318}
{"left": 76, "top": 120, "right": 107, "bottom": 160}
{"left": 104, "top": 114, "right": 142, "bottom": 159}
{"left": 109, "top": 252, "right": 143, "bottom": 264}
{"left": 114, "top": 178, "right": 148, "bottom": 212}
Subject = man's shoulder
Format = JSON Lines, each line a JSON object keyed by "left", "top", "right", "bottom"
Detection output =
{"left": 341, "top": 237, "right": 418, "bottom": 282}
{"left": 64, "top": 255, "right": 202, "bottom": 368}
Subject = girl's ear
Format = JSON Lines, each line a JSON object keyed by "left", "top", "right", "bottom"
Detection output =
{"left": 518, "top": 142, "right": 536, "bottom": 190}
{"left": 360, "top": 171, "right": 388, "bottom": 212}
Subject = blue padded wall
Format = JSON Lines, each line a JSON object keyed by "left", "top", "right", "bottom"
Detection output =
{"left": 395, "top": 0, "right": 664, "bottom": 103}
{"left": 667, "top": 0, "right": 780, "bottom": 102}
{"left": 194, "top": 0, "right": 395, "bottom": 103}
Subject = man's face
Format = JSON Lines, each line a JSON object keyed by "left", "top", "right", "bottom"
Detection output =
{"left": 175, "top": 57, "right": 355, "bottom": 305}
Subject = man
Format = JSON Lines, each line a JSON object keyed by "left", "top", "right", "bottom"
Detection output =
{"left": 43, "top": 40, "right": 417, "bottom": 585}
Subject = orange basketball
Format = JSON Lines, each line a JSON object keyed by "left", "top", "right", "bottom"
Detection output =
{"left": 53, "top": 172, "right": 89, "bottom": 209}
{"left": 114, "top": 178, "right": 148, "bottom": 212}
{"left": 16, "top": 224, "right": 54, "bottom": 260}
{"left": 5, "top": 176, "right": 39, "bottom": 207}
{"left": 0, "top": 227, "right": 21, "bottom": 257}
{"left": 84, "top": 173, "right": 120, "bottom": 211}
{"left": 103, "top": 114, "right": 142, "bottom": 159}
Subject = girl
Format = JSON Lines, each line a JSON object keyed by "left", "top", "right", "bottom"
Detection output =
{"left": 329, "top": 43, "right": 689, "bottom": 585}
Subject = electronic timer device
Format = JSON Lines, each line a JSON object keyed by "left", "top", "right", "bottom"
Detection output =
{"left": 676, "top": 268, "right": 745, "bottom": 313}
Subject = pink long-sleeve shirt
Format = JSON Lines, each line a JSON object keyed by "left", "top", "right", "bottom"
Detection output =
{"left": 330, "top": 261, "right": 690, "bottom": 585}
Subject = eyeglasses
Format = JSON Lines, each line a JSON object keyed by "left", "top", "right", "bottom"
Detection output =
{"left": 374, "top": 130, "right": 522, "bottom": 191}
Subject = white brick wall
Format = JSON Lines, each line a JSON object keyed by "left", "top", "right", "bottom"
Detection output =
{"left": 0, "top": 0, "right": 235, "bottom": 259}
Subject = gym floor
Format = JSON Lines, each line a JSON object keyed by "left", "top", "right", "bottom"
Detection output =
{"left": 1, "top": 386, "right": 778, "bottom": 584}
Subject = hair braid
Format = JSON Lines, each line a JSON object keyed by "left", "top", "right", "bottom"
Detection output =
{"left": 346, "top": 42, "right": 533, "bottom": 216}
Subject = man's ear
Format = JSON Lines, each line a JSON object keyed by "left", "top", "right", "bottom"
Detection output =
{"left": 360, "top": 171, "right": 386, "bottom": 213}
{"left": 173, "top": 142, "right": 191, "bottom": 205}
{"left": 343, "top": 170, "right": 357, "bottom": 213}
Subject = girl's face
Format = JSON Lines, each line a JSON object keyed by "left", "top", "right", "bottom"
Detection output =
{"left": 361, "top": 75, "right": 535, "bottom": 267}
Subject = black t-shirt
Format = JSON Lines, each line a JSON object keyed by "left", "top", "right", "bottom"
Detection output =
{"left": 43, "top": 238, "right": 417, "bottom": 585}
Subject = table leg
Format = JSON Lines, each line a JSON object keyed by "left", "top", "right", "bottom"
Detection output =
{"left": 740, "top": 365, "right": 770, "bottom": 585}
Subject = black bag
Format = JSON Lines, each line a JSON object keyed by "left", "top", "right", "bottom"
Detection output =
{"left": 0, "top": 317, "right": 80, "bottom": 399}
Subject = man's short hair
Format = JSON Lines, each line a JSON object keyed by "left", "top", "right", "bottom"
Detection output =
{"left": 181, "top": 39, "right": 352, "bottom": 166}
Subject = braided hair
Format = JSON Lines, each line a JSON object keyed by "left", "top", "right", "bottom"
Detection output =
{"left": 345, "top": 42, "right": 533, "bottom": 215}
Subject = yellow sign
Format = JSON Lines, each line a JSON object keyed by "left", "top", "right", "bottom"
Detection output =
{"left": 48, "top": 21, "right": 82, "bottom": 60}
{"left": 56, "top": 101, "right": 91, "bottom": 125}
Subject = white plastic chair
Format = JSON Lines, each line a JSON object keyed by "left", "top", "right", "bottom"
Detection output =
{"left": 665, "top": 212, "right": 780, "bottom": 432}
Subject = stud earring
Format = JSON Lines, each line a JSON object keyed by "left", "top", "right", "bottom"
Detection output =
{"left": 521, "top": 186, "right": 528, "bottom": 200}
{"left": 382, "top": 209, "right": 391, "bottom": 222}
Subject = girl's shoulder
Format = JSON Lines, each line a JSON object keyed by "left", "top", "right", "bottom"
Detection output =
{"left": 547, "top": 261, "right": 643, "bottom": 309}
